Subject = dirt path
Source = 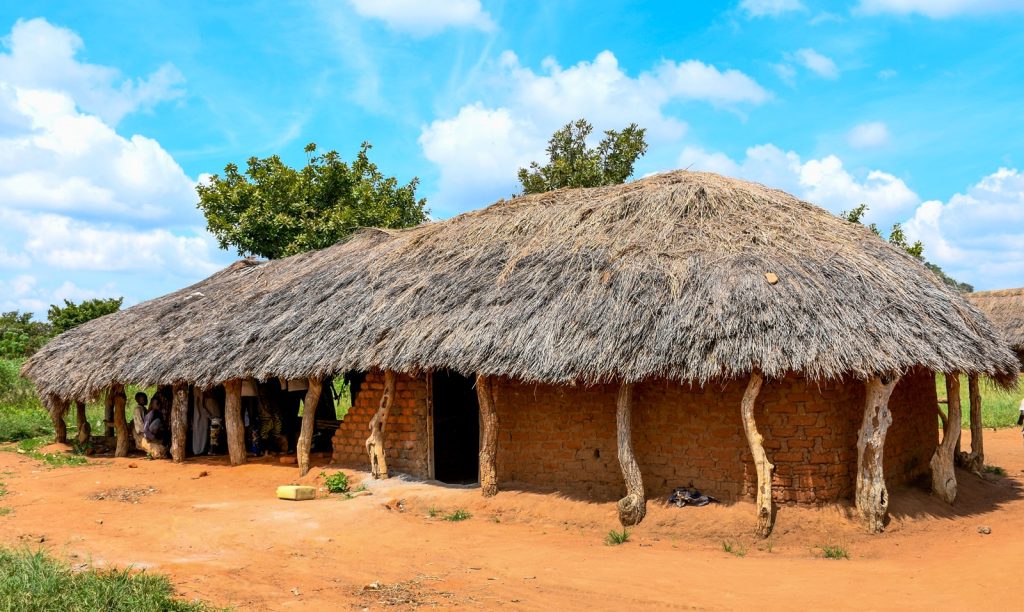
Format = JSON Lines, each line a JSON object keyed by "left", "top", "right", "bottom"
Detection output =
{"left": 2, "top": 429, "right": 1023, "bottom": 610}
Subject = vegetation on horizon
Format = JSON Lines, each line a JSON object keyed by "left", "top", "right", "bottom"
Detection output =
{"left": 197, "top": 142, "right": 429, "bottom": 260}
{"left": 518, "top": 118, "right": 648, "bottom": 195}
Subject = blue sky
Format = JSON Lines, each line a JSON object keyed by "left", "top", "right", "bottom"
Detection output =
{"left": 1, "top": 0, "right": 1023, "bottom": 317}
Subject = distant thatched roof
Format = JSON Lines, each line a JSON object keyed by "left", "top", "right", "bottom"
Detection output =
{"left": 966, "top": 288, "right": 1024, "bottom": 351}
{"left": 23, "top": 171, "right": 1020, "bottom": 400}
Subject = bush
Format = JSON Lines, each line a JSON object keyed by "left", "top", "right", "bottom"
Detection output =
{"left": 0, "top": 547, "right": 213, "bottom": 611}
{"left": 0, "top": 359, "right": 36, "bottom": 408}
{"left": 321, "top": 471, "right": 350, "bottom": 494}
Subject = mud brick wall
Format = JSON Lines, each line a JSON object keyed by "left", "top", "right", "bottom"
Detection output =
{"left": 493, "top": 369, "right": 937, "bottom": 503}
{"left": 331, "top": 368, "right": 937, "bottom": 504}
{"left": 331, "top": 370, "right": 431, "bottom": 478}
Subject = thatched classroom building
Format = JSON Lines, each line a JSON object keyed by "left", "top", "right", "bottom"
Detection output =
{"left": 967, "top": 288, "right": 1024, "bottom": 367}
{"left": 22, "top": 171, "right": 1018, "bottom": 535}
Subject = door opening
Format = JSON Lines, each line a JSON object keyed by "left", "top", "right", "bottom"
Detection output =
{"left": 432, "top": 370, "right": 480, "bottom": 484}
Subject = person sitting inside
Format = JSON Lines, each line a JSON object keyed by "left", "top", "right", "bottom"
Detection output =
{"left": 131, "top": 392, "right": 148, "bottom": 438}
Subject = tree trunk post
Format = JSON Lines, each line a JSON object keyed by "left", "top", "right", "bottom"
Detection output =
{"left": 75, "top": 400, "right": 90, "bottom": 445}
{"left": 112, "top": 384, "right": 129, "bottom": 457}
{"left": 223, "top": 379, "right": 246, "bottom": 466}
{"left": 931, "top": 373, "right": 961, "bottom": 503}
{"left": 855, "top": 375, "right": 899, "bottom": 534}
{"left": 476, "top": 374, "right": 499, "bottom": 497}
{"left": 615, "top": 382, "right": 646, "bottom": 526}
{"left": 170, "top": 382, "right": 189, "bottom": 463}
{"left": 740, "top": 371, "right": 773, "bottom": 538}
{"left": 49, "top": 396, "right": 69, "bottom": 444}
{"left": 965, "top": 374, "right": 984, "bottom": 473}
{"left": 366, "top": 370, "right": 396, "bottom": 479}
{"left": 297, "top": 378, "right": 323, "bottom": 477}
{"left": 103, "top": 388, "right": 115, "bottom": 436}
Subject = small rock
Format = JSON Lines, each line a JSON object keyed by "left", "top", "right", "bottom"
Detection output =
{"left": 128, "top": 463, "right": 138, "bottom": 468}
{"left": 96, "top": 519, "right": 103, "bottom": 525}
{"left": 291, "top": 587, "right": 300, "bottom": 596}
{"left": 764, "top": 272, "right": 779, "bottom": 285}
{"left": 366, "top": 581, "right": 381, "bottom": 591}
{"left": 192, "top": 471, "right": 209, "bottom": 479}
{"left": 978, "top": 526, "right": 992, "bottom": 535}
{"left": 38, "top": 536, "right": 45, "bottom": 543}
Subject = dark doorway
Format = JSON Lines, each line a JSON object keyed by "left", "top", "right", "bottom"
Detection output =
{"left": 432, "top": 370, "right": 480, "bottom": 484}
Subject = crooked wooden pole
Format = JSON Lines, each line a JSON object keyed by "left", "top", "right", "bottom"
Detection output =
{"left": 297, "top": 378, "right": 323, "bottom": 477}
{"left": 223, "top": 379, "right": 246, "bottom": 466}
{"left": 112, "top": 384, "right": 129, "bottom": 457}
{"left": 855, "top": 375, "right": 899, "bottom": 533}
{"left": 75, "top": 400, "right": 90, "bottom": 445}
{"left": 476, "top": 374, "right": 499, "bottom": 497}
{"left": 740, "top": 370, "right": 773, "bottom": 538}
{"left": 49, "top": 396, "right": 69, "bottom": 444}
{"left": 170, "top": 382, "right": 189, "bottom": 463}
{"left": 366, "top": 370, "right": 396, "bottom": 479}
{"left": 103, "top": 388, "right": 115, "bottom": 436}
{"left": 966, "top": 374, "right": 984, "bottom": 473}
{"left": 930, "top": 373, "right": 961, "bottom": 503}
{"left": 615, "top": 382, "right": 646, "bottom": 526}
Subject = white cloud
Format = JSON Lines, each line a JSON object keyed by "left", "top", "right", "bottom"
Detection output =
{"left": 905, "top": 168, "right": 1024, "bottom": 289}
{"left": 793, "top": 48, "right": 839, "bottom": 79}
{"left": 348, "top": 0, "right": 495, "bottom": 35}
{"left": 877, "top": 69, "right": 898, "bottom": 79}
{"left": 421, "top": 50, "right": 769, "bottom": 212}
{"left": 0, "top": 18, "right": 183, "bottom": 126}
{"left": 0, "top": 18, "right": 229, "bottom": 316}
{"left": 678, "top": 143, "right": 919, "bottom": 224}
{"left": 847, "top": 121, "right": 890, "bottom": 148}
{"left": 739, "top": 0, "right": 805, "bottom": 17}
{"left": 857, "top": 0, "right": 1024, "bottom": 18}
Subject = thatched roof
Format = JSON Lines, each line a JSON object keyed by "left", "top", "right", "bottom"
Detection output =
{"left": 966, "top": 288, "right": 1024, "bottom": 352}
{"left": 23, "top": 171, "right": 1020, "bottom": 400}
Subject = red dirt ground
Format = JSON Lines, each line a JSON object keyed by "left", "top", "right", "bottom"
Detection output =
{"left": 1, "top": 429, "right": 1022, "bottom": 610}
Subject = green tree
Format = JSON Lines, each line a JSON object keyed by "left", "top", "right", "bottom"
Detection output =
{"left": 47, "top": 298, "right": 123, "bottom": 335}
{"left": 841, "top": 204, "right": 972, "bottom": 293}
{"left": 518, "top": 119, "right": 648, "bottom": 195}
{"left": 0, "top": 311, "right": 53, "bottom": 358}
{"left": 197, "top": 142, "right": 428, "bottom": 260}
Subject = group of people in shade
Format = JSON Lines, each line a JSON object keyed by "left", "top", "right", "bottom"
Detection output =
{"left": 119, "top": 385, "right": 293, "bottom": 459}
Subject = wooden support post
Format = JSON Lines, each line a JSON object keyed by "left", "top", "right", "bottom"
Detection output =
{"left": 224, "top": 379, "right": 246, "bottom": 466}
{"left": 930, "top": 373, "right": 961, "bottom": 503}
{"left": 740, "top": 371, "right": 773, "bottom": 538}
{"left": 615, "top": 382, "right": 646, "bottom": 526}
{"left": 170, "top": 382, "right": 189, "bottom": 463}
{"left": 965, "top": 374, "right": 984, "bottom": 473}
{"left": 112, "top": 384, "right": 129, "bottom": 457}
{"left": 855, "top": 375, "right": 899, "bottom": 534}
{"left": 75, "top": 400, "right": 90, "bottom": 445}
{"left": 476, "top": 374, "right": 499, "bottom": 497}
{"left": 49, "top": 396, "right": 69, "bottom": 444}
{"left": 366, "top": 370, "right": 396, "bottom": 479}
{"left": 297, "top": 378, "right": 323, "bottom": 477}
{"left": 103, "top": 388, "right": 115, "bottom": 436}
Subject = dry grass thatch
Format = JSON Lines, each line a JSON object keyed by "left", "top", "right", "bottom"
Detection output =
{"left": 967, "top": 288, "right": 1024, "bottom": 364}
{"left": 22, "top": 171, "right": 1020, "bottom": 400}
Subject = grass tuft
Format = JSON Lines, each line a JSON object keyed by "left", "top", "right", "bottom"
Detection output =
{"left": 0, "top": 547, "right": 216, "bottom": 611}
{"left": 820, "top": 544, "right": 850, "bottom": 560}
{"left": 722, "top": 540, "right": 747, "bottom": 557}
{"left": 443, "top": 509, "right": 471, "bottom": 522}
{"left": 605, "top": 528, "right": 630, "bottom": 546}
{"left": 983, "top": 465, "right": 1007, "bottom": 477}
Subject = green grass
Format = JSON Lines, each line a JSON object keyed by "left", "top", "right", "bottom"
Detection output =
{"left": 0, "top": 547, "right": 216, "bottom": 611}
{"left": 722, "top": 540, "right": 747, "bottom": 557}
{"left": 442, "top": 509, "right": 471, "bottom": 522}
{"left": 2, "top": 437, "right": 88, "bottom": 468}
{"left": 605, "top": 528, "right": 630, "bottom": 546}
{"left": 819, "top": 544, "right": 850, "bottom": 560}
{"left": 937, "top": 373, "right": 1024, "bottom": 428}
{"left": 983, "top": 465, "right": 1007, "bottom": 477}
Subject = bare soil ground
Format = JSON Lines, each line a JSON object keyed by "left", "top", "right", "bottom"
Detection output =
{"left": 1, "top": 429, "right": 1023, "bottom": 610}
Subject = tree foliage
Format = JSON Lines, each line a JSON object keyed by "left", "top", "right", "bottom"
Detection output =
{"left": 0, "top": 312, "right": 52, "bottom": 358}
{"left": 47, "top": 298, "right": 123, "bottom": 335}
{"left": 841, "top": 204, "right": 973, "bottom": 292}
{"left": 518, "top": 119, "right": 648, "bottom": 195}
{"left": 197, "top": 142, "right": 429, "bottom": 260}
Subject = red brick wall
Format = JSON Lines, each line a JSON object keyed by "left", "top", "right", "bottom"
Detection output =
{"left": 332, "top": 369, "right": 938, "bottom": 504}
{"left": 331, "top": 371, "right": 431, "bottom": 478}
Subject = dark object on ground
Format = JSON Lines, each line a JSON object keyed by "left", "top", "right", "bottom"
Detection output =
{"left": 668, "top": 484, "right": 718, "bottom": 508}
